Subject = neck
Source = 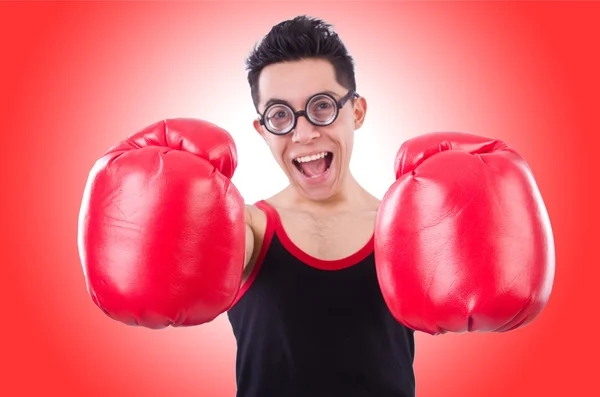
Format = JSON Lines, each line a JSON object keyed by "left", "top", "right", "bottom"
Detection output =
{"left": 284, "top": 172, "right": 376, "bottom": 213}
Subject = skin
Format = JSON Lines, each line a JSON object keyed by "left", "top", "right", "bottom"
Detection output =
{"left": 243, "top": 58, "right": 380, "bottom": 281}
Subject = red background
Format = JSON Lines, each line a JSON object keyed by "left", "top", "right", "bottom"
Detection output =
{"left": 1, "top": 1, "right": 598, "bottom": 396}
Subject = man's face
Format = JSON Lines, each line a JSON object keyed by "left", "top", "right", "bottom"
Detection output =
{"left": 253, "top": 58, "right": 367, "bottom": 202}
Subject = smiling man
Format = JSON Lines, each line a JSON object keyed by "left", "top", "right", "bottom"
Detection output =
{"left": 79, "top": 14, "right": 554, "bottom": 397}
{"left": 225, "top": 16, "right": 417, "bottom": 397}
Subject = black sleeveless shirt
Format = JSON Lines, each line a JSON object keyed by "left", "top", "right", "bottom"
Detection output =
{"left": 227, "top": 200, "right": 416, "bottom": 397}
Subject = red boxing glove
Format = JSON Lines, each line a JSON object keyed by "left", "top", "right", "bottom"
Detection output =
{"left": 374, "top": 132, "right": 555, "bottom": 335}
{"left": 78, "top": 118, "right": 245, "bottom": 329}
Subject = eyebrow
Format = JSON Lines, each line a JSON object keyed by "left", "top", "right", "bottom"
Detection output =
{"left": 263, "top": 90, "right": 340, "bottom": 110}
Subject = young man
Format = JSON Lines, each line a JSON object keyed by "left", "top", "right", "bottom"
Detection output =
{"left": 78, "top": 14, "right": 553, "bottom": 397}
{"left": 226, "top": 16, "right": 417, "bottom": 397}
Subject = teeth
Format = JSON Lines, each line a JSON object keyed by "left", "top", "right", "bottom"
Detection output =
{"left": 294, "top": 151, "right": 329, "bottom": 163}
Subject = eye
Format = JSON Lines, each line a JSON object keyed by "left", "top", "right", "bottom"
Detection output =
{"left": 312, "top": 100, "right": 333, "bottom": 113}
{"left": 267, "top": 105, "right": 291, "bottom": 120}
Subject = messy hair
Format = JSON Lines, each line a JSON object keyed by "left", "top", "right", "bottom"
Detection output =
{"left": 246, "top": 15, "right": 356, "bottom": 109}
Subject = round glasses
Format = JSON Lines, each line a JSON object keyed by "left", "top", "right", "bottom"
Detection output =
{"left": 259, "top": 90, "right": 359, "bottom": 135}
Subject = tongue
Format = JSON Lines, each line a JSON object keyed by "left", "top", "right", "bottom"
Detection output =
{"left": 300, "top": 158, "right": 327, "bottom": 177}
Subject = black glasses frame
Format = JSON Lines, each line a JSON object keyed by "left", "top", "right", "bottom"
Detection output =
{"left": 258, "top": 90, "right": 359, "bottom": 135}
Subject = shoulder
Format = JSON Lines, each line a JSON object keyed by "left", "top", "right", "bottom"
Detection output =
{"left": 245, "top": 190, "right": 287, "bottom": 225}
{"left": 245, "top": 203, "right": 268, "bottom": 234}
{"left": 365, "top": 192, "right": 381, "bottom": 212}
{"left": 243, "top": 202, "right": 270, "bottom": 274}
{"left": 245, "top": 203, "right": 262, "bottom": 223}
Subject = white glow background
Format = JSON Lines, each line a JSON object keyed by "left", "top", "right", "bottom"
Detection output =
{"left": 2, "top": 1, "right": 596, "bottom": 396}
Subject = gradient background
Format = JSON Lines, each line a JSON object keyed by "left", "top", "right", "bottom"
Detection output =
{"left": 1, "top": 1, "right": 598, "bottom": 396}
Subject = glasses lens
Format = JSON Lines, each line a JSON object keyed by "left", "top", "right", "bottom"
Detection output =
{"left": 308, "top": 95, "right": 337, "bottom": 125}
{"left": 265, "top": 104, "right": 294, "bottom": 134}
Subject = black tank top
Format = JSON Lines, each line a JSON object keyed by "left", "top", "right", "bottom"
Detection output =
{"left": 227, "top": 200, "right": 416, "bottom": 397}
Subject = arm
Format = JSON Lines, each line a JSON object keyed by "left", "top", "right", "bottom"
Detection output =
{"left": 244, "top": 202, "right": 256, "bottom": 273}
{"left": 245, "top": 221, "right": 254, "bottom": 270}
{"left": 243, "top": 204, "right": 266, "bottom": 283}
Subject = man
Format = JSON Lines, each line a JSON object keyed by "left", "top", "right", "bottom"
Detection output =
{"left": 226, "top": 16, "right": 417, "bottom": 396}
{"left": 78, "top": 15, "right": 554, "bottom": 397}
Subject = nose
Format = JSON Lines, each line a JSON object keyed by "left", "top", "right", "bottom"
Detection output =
{"left": 291, "top": 116, "right": 320, "bottom": 144}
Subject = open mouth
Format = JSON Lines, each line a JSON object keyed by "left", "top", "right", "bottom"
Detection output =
{"left": 293, "top": 151, "right": 333, "bottom": 179}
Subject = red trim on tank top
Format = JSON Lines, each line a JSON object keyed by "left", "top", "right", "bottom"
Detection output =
{"left": 227, "top": 199, "right": 375, "bottom": 309}
{"left": 258, "top": 200, "right": 374, "bottom": 271}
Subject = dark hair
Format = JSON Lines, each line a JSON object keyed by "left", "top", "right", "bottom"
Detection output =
{"left": 246, "top": 15, "right": 356, "bottom": 109}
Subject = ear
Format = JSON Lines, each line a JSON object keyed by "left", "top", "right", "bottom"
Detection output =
{"left": 353, "top": 96, "right": 367, "bottom": 130}
{"left": 253, "top": 118, "right": 267, "bottom": 140}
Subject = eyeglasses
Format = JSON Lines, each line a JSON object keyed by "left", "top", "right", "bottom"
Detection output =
{"left": 258, "top": 90, "right": 359, "bottom": 135}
